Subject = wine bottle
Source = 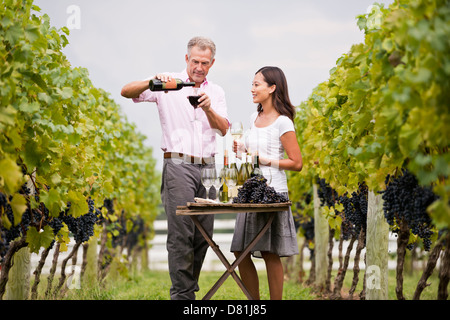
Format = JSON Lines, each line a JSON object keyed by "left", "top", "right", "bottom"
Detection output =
{"left": 237, "top": 154, "right": 250, "bottom": 187}
{"left": 149, "top": 78, "right": 195, "bottom": 91}
{"left": 246, "top": 153, "right": 253, "bottom": 174}
{"left": 250, "top": 151, "right": 263, "bottom": 177}
{"left": 229, "top": 153, "right": 238, "bottom": 198}
{"left": 219, "top": 150, "right": 229, "bottom": 203}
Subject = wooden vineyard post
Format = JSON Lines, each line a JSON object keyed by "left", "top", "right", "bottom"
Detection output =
{"left": 313, "top": 184, "right": 329, "bottom": 291}
{"left": 4, "top": 247, "right": 31, "bottom": 300}
{"left": 365, "top": 190, "right": 389, "bottom": 300}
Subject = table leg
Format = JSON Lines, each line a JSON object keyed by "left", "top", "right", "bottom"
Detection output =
{"left": 191, "top": 212, "right": 275, "bottom": 300}
{"left": 190, "top": 216, "right": 254, "bottom": 300}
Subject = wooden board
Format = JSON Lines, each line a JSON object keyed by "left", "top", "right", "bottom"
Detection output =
{"left": 176, "top": 201, "right": 292, "bottom": 216}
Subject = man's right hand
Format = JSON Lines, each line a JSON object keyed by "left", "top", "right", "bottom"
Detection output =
{"left": 154, "top": 74, "right": 173, "bottom": 93}
{"left": 154, "top": 74, "right": 173, "bottom": 83}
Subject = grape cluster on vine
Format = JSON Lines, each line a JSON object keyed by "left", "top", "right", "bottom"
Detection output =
{"left": 338, "top": 183, "right": 368, "bottom": 241}
{"left": 316, "top": 178, "right": 368, "bottom": 241}
{"left": 316, "top": 178, "right": 338, "bottom": 208}
{"left": 299, "top": 215, "right": 314, "bottom": 259}
{"left": 1, "top": 186, "right": 103, "bottom": 261}
{"left": 1, "top": 186, "right": 35, "bottom": 257}
{"left": 232, "top": 176, "right": 289, "bottom": 204}
{"left": 61, "top": 198, "right": 102, "bottom": 244}
{"left": 299, "top": 216, "right": 314, "bottom": 242}
{"left": 380, "top": 169, "right": 438, "bottom": 251}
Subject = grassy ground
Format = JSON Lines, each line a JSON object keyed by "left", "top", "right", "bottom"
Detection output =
{"left": 58, "top": 270, "right": 314, "bottom": 300}
{"left": 53, "top": 266, "right": 444, "bottom": 300}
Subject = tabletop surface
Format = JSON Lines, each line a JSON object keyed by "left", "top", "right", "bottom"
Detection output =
{"left": 176, "top": 201, "right": 292, "bottom": 215}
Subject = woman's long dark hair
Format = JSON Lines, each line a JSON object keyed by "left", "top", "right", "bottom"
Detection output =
{"left": 255, "top": 66, "right": 295, "bottom": 121}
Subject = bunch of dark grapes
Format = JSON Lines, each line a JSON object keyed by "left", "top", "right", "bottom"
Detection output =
{"left": 317, "top": 178, "right": 338, "bottom": 208}
{"left": 1, "top": 185, "right": 70, "bottom": 254}
{"left": 61, "top": 198, "right": 101, "bottom": 243}
{"left": 380, "top": 169, "right": 438, "bottom": 251}
{"left": 103, "top": 198, "right": 115, "bottom": 215}
{"left": 338, "top": 183, "right": 368, "bottom": 241}
{"left": 1, "top": 192, "right": 13, "bottom": 259}
{"left": 299, "top": 216, "right": 315, "bottom": 241}
{"left": 299, "top": 216, "right": 315, "bottom": 258}
{"left": 0, "top": 188, "right": 34, "bottom": 258}
{"left": 1, "top": 192, "right": 21, "bottom": 243}
{"left": 110, "top": 211, "right": 127, "bottom": 249}
{"left": 123, "top": 216, "right": 145, "bottom": 252}
{"left": 232, "top": 176, "right": 289, "bottom": 204}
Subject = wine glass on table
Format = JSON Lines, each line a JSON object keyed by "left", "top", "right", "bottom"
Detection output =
{"left": 225, "top": 167, "right": 238, "bottom": 202}
{"left": 212, "top": 168, "right": 222, "bottom": 203}
{"left": 230, "top": 121, "right": 244, "bottom": 158}
{"left": 201, "top": 168, "right": 214, "bottom": 200}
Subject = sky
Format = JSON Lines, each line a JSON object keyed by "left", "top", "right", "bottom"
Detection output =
{"left": 33, "top": 0, "right": 393, "bottom": 171}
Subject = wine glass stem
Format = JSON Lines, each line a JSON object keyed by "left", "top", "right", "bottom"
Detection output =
{"left": 215, "top": 187, "right": 220, "bottom": 202}
{"left": 205, "top": 187, "right": 210, "bottom": 200}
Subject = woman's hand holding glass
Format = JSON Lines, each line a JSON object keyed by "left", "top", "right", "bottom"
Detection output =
{"left": 230, "top": 121, "right": 244, "bottom": 158}
{"left": 233, "top": 140, "right": 246, "bottom": 159}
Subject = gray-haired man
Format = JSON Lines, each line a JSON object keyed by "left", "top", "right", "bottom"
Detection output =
{"left": 122, "top": 36, "right": 229, "bottom": 299}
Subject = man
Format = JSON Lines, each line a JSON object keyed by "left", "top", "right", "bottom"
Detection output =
{"left": 121, "top": 36, "right": 229, "bottom": 300}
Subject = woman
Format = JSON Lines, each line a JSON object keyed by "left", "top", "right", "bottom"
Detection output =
{"left": 231, "top": 66, "right": 303, "bottom": 300}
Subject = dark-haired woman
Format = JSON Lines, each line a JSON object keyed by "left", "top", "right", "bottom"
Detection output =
{"left": 231, "top": 66, "right": 303, "bottom": 300}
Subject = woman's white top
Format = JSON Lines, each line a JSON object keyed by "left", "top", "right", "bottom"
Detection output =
{"left": 244, "top": 111, "right": 295, "bottom": 193}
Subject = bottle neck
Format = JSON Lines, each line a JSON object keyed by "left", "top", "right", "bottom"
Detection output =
{"left": 224, "top": 150, "right": 229, "bottom": 167}
{"left": 187, "top": 76, "right": 203, "bottom": 88}
{"left": 253, "top": 155, "right": 259, "bottom": 168}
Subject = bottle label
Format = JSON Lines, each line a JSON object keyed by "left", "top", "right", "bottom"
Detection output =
{"left": 164, "top": 78, "right": 178, "bottom": 89}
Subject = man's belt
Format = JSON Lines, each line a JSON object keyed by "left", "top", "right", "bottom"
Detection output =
{"left": 164, "top": 152, "right": 215, "bottom": 165}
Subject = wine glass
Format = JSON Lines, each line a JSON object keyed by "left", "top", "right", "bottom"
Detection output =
{"left": 212, "top": 168, "right": 222, "bottom": 202}
{"left": 230, "top": 121, "right": 244, "bottom": 158}
{"left": 201, "top": 168, "right": 214, "bottom": 200}
{"left": 225, "top": 167, "right": 238, "bottom": 201}
{"left": 188, "top": 87, "right": 202, "bottom": 122}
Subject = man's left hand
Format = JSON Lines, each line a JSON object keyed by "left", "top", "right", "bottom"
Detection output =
{"left": 198, "top": 92, "right": 211, "bottom": 112}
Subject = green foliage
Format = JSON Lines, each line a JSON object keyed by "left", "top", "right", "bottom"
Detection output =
{"left": 290, "top": 0, "right": 449, "bottom": 228}
{"left": 0, "top": 1, "right": 159, "bottom": 254}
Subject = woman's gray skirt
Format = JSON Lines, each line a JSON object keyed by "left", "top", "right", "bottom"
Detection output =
{"left": 230, "top": 192, "right": 299, "bottom": 258}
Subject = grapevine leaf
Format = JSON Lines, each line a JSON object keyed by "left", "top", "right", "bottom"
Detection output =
{"left": 55, "top": 87, "right": 73, "bottom": 100}
{"left": 0, "top": 105, "right": 17, "bottom": 126}
{"left": 4, "top": 128, "right": 18, "bottom": 150}
{"left": 23, "top": 71, "right": 47, "bottom": 90}
{"left": 67, "top": 190, "right": 88, "bottom": 218}
{"left": 40, "top": 225, "right": 55, "bottom": 249}
{"left": 427, "top": 186, "right": 450, "bottom": 229}
{"left": 5, "top": 23, "right": 23, "bottom": 44}
{"left": 26, "top": 227, "right": 40, "bottom": 254}
{"left": 56, "top": 223, "right": 70, "bottom": 252}
{"left": 37, "top": 92, "right": 53, "bottom": 105}
{"left": 24, "top": 25, "right": 40, "bottom": 43}
{"left": 22, "top": 140, "right": 45, "bottom": 170}
{"left": 40, "top": 188, "right": 64, "bottom": 217}
{"left": 398, "top": 124, "right": 421, "bottom": 157}
{"left": 0, "top": 156, "right": 23, "bottom": 193}
{"left": 10, "top": 194, "right": 27, "bottom": 226}
{"left": 26, "top": 225, "right": 54, "bottom": 254}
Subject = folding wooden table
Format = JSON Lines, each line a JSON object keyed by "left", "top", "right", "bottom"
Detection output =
{"left": 176, "top": 201, "right": 291, "bottom": 300}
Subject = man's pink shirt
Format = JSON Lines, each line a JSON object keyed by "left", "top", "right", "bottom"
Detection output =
{"left": 133, "top": 69, "right": 228, "bottom": 158}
